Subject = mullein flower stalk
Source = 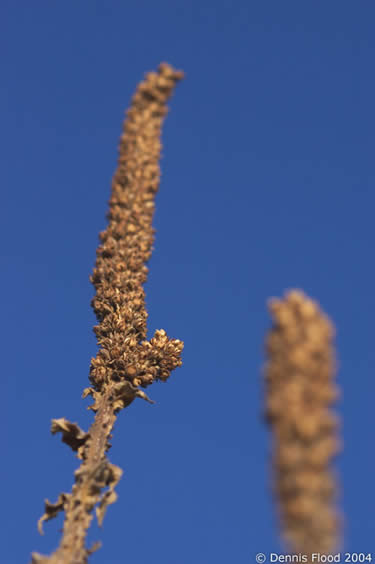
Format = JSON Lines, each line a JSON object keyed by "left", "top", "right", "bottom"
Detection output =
{"left": 32, "top": 63, "right": 184, "bottom": 564}
{"left": 264, "top": 290, "right": 341, "bottom": 556}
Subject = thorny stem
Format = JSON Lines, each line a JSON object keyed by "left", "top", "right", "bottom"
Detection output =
{"left": 32, "top": 63, "right": 184, "bottom": 564}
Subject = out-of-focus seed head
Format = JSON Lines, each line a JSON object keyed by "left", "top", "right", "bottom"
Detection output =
{"left": 264, "top": 289, "right": 341, "bottom": 556}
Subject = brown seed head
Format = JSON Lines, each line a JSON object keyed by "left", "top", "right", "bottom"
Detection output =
{"left": 264, "top": 289, "right": 341, "bottom": 555}
{"left": 89, "top": 64, "right": 184, "bottom": 398}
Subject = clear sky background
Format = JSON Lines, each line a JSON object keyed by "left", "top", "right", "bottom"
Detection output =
{"left": 2, "top": 2, "right": 375, "bottom": 563}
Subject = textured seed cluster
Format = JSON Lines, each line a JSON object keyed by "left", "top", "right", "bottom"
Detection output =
{"left": 264, "top": 290, "right": 341, "bottom": 555}
{"left": 89, "top": 63, "right": 184, "bottom": 402}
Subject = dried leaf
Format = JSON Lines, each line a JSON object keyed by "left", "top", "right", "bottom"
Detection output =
{"left": 135, "top": 389, "right": 155, "bottom": 404}
{"left": 31, "top": 553, "right": 47, "bottom": 563}
{"left": 37, "top": 493, "right": 70, "bottom": 534}
{"left": 51, "top": 418, "right": 89, "bottom": 454}
{"left": 82, "top": 387, "right": 95, "bottom": 399}
{"left": 85, "top": 389, "right": 102, "bottom": 412}
{"left": 87, "top": 541, "right": 102, "bottom": 556}
{"left": 95, "top": 463, "right": 123, "bottom": 526}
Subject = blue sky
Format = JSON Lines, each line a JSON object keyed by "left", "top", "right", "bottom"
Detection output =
{"left": 2, "top": 2, "right": 375, "bottom": 563}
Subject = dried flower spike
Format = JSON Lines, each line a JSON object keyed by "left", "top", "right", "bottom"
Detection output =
{"left": 264, "top": 289, "right": 341, "bottom": 556}
{"left": 32, "top": 63, "right": 184, "bottom": 564}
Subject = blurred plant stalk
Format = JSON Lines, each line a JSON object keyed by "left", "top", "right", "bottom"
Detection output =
{"left": 264, "top": 290, "right": 341, "bottom": 556}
